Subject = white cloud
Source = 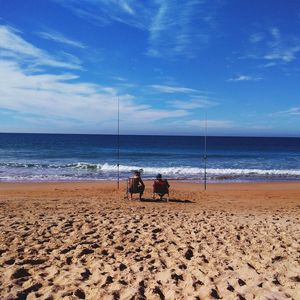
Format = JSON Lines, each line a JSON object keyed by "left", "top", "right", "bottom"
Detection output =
{"left": 0, "top": 26, "right": 192, "bottom": 133}
{"left": 262, "top": 62, "right": 277, "bottom": 68}
{"left": 186, "top": 119, "right": 235, "bottom": 128}
{"left": 0, "top": 21, "right": 212, "bottom": 133}
{"left": 55, "top": 0, "right": 149, "bottom": 30}
{"left": 227, "top": 75, "right": 262, "bottom": 82}
{"left": 54, "top": 0, "right": 218, "bottom": 58}
{"left": 170, "top": 98, "right": 217, "bottom": 109}
{"left": 249, "top": 32, "right": 264, "bottom": 43}
{"left": 150, "top": 84, "right": 198, "bottom": 94}
{"left": 0, "top": 59, "right": 190, "bottom": 131}
{"left": 271, "top": 107, "right": 300, "bottom": 117}
{"left": 264, "top": 46, "right": 300, "bottom": 62}
{"left": 264, "top": 27, "right": 300, "bottom": 62}
{"left": 147, "top": 0, "right": 215, "bottom": 57}
{"left": 270, "top": 27, "right": 280, "bottom": 39}
{"left": 119, "top": 0, "right": 135, "bottom": 15}
{"left": 37, "top": 31, "right": 86, "bottom": 48}
{"left": 0, "top": 25, "right": 82, "bottom": 69}
{"left": 247, "top": 26, "right": 300, "bottom": 65}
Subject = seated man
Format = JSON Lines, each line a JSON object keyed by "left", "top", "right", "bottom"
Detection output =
{"left": 128, "top": 170, "right": 145, "bottom": 200}
{"left": 153, "top": 173, "right": 170, "bottom": 201}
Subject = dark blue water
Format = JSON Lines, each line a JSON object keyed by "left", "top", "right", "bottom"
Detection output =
{"left": 0, "top": 133, "right": 300, "bottom": 182}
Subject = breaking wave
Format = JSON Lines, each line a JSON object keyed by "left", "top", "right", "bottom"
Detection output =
{"left": 1, "top": 161, "right": 300, "bottom": 182}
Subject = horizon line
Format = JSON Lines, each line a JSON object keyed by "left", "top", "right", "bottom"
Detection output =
{"left": 0, "top": 131, "right": 300, "bottom": 139}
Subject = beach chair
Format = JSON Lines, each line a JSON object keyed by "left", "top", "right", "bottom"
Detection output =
{"left": 126, "top": 175, "right": 145, "bottom": 200}
{"left": 153, "top": 178, "right": 170, "bottom": 201}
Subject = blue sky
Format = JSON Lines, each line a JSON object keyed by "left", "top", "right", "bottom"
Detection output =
{"left": 0, "top": 0, "right": 300, "bottom": 136}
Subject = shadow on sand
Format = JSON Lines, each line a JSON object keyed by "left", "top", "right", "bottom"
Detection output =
{"left": 140, "top": 198, "right": 194, "bottom": 204}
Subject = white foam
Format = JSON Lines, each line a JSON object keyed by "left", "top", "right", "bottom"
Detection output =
{"left": 206, "top": 168, "right": 300, "bottom": 176}
{"left": 1, "top": 161, "right": 300, "bottom": 179}
{"left": 70, "top": 162, "right": 300, "bottom": 177}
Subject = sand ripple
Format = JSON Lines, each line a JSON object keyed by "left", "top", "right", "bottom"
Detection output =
{"left": 0, "top": 182, "right": 299, "bottom": 299}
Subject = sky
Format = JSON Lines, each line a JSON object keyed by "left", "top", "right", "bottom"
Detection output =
{"left": 0, "top": 0, "right": 300, "bottom": 136}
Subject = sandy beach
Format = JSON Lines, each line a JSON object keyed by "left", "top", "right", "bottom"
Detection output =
{"left": 0, "top": 181, "right": 299, "bottom": 300}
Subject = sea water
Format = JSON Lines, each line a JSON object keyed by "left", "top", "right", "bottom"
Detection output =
{"left": 0, "top": 133, "right": 300, "bottom": 182}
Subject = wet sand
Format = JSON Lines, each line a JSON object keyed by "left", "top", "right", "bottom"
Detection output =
{"left": 0, "top": 181, "right": 299, "bottom": 299}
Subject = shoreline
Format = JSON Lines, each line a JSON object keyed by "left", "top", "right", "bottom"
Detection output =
{"left": 1, "top": 178, "right": 300, "bottom": 187}
{"left": 1, "top": 180, "right": 300, "bottom": 208}
{"left": 2, "top": 180, "right": 300, "bottom": 193}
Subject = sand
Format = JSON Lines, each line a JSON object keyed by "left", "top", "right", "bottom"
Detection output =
{"left": 0, "top": 181, "right": 299, "bottom": 300}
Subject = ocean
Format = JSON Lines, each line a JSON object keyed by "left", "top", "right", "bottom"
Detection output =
{"left": 0, "top": 133, "right": 300, "bottom": 182}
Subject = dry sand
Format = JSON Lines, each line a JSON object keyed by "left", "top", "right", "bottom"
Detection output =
{"left": 0, "top": 181, "right": 299, "bottom": 300}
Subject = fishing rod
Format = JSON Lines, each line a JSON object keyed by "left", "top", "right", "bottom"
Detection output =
{"left": 204, "top": 114, "right": 207, "bottom": 191}
{"left": 117, "top": 95, "right": 120, "bottom": 190}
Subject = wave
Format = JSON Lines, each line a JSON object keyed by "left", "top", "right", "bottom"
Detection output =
{"left": 1, "top": 162, "right": 300, "bottom": 177}
{"left": 57, "top": 163, "right": 300, "bottom": 177}
{"left": 0, "top": 162, "right": 51, "bottom": 168}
